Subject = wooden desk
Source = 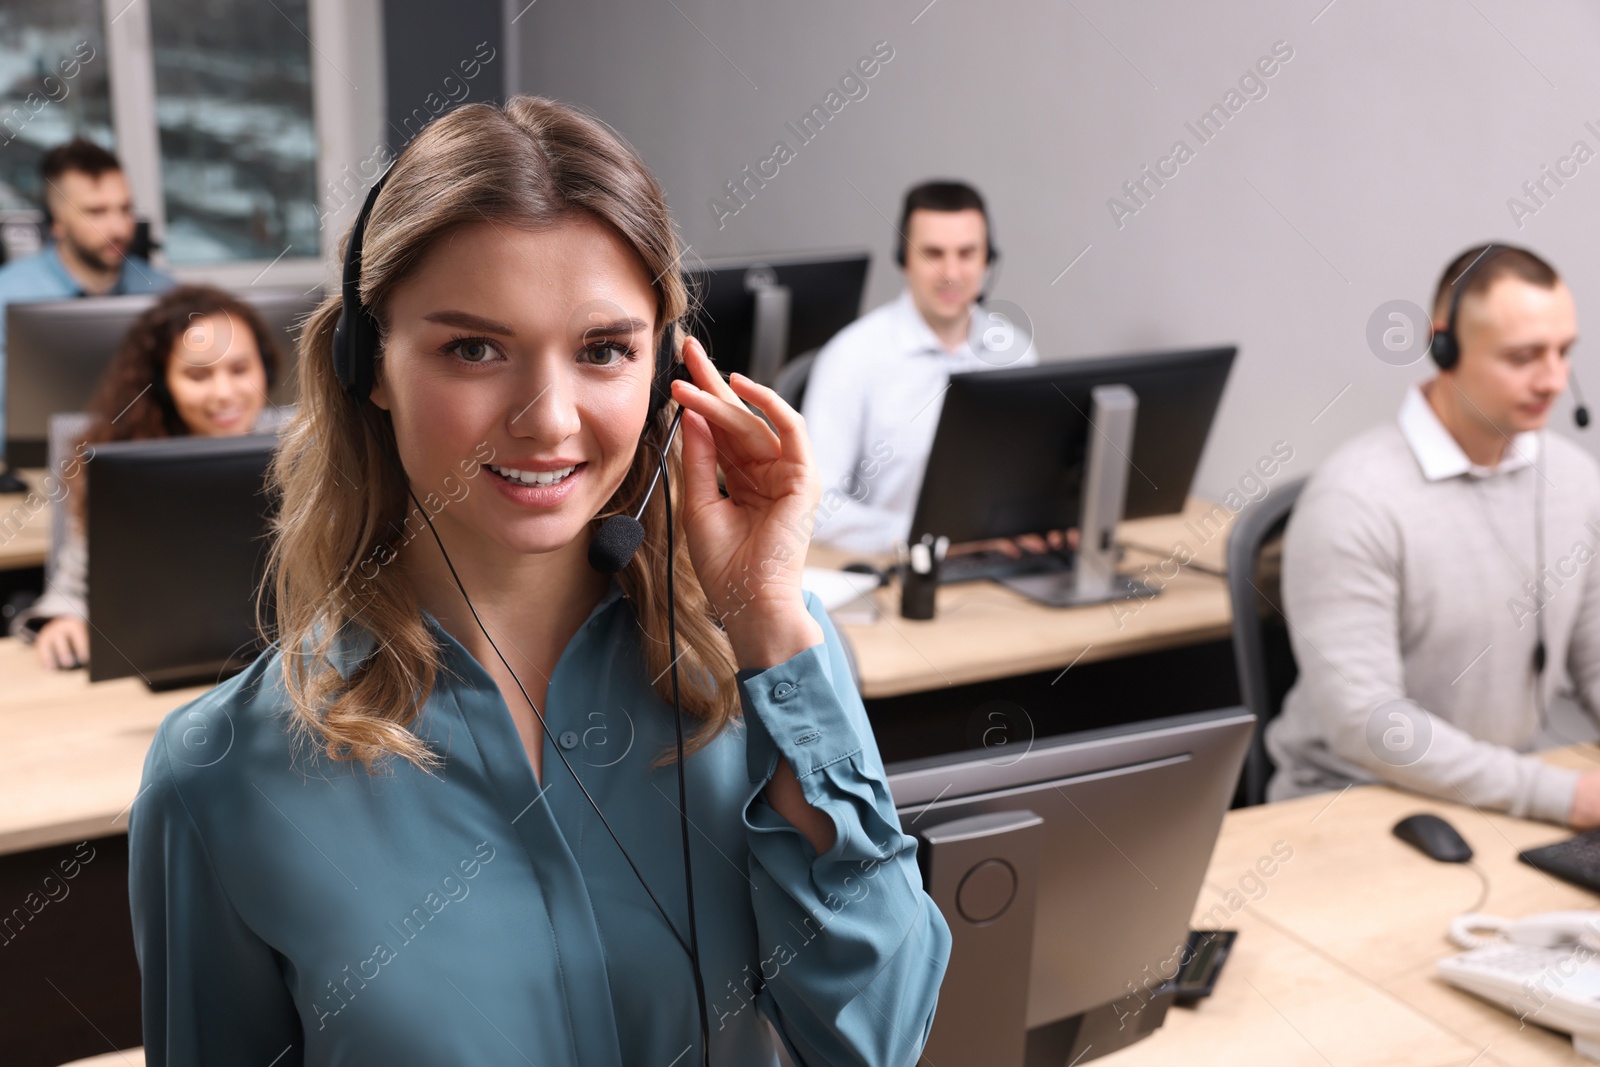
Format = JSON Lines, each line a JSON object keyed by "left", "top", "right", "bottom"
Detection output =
{"left": 0, "top": 468, "right": 52, "bottom": 572}
{"left": 1107, "top": 746, "right": 1600, "bottom": 1066}
{"left": 0, "top": 639, "right": 206, "bottom": 857}
{"left": 808, "top": 497, "right": 1238, "bottom": 699}
{"left": 0, "top": 499, "right": 1238, "bottom": 854}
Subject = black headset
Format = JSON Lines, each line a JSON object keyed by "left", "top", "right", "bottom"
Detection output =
{"left": 333, "top": 169, "right": 683, "bottom": 414}
{"left": 1429, "top": 243, "right": 1589, "bottom": 429}
{"left": 1429, "top": 244, "right": 1506, "bottom": 372}
{"left": 333, "top": 167, "right": 712, "bottom": 1066}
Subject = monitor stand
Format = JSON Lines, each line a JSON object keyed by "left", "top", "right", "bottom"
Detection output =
{"left": 744, "top": 264, "right": 791, "bottom": 386}
{"left": 998, "top": 384, "right": 1156, "bottom": 608}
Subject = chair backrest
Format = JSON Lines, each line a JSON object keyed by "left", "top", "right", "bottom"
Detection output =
{"left": 45, "top": 412, "right": 93, "bottom": 581}
{"left": 773, "top": 349, "right": 819, "bottom": 411}
{"left": 1225, "top": 476, "right": 1306, "bottom": 806}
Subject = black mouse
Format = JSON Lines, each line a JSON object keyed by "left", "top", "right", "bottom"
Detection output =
{"left": 1392, "top": 813, "right": 1473, "bottom": 863}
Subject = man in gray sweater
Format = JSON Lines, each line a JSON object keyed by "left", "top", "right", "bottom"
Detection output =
{"left": 1266, "top": 244, "right": 1600, "bottom": 827}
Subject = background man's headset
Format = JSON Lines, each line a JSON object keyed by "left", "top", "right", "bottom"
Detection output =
{"left": 1429, "top": 243, "right": 1589, "bottom": 742}
{"left": 331, "top": 168, "right": 712, "bottom": 1065}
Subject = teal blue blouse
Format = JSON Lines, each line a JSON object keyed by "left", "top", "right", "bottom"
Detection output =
{"left": 128, "top": 582, "right": 951, "bottom": 1065}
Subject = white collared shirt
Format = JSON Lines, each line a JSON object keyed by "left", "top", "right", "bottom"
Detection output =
{"left": 1397, "top": 382, "right": 1540, "bottom": 481}
{"left": 800, "top": 289, "right": 1038, "bottom": 554}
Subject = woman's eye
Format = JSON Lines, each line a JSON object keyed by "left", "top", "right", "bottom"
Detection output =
{"left": 447, "top": 338, "right": 497, "bottom": 364}
{"left": 582, "top": 342, "right": 634, "bottom": 366}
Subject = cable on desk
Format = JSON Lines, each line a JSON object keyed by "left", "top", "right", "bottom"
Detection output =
{"left": 1464, "top": 861, "right": 1492, "bottom": 916}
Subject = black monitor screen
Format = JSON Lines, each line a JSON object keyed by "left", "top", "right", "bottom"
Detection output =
{"left": 685, "top": 251, "right": 869, "bottom": 378}
{"left": 910, "top": 346, "right": 1236, "bottom": 543}
{"left": 86, "top": 433, "right": 277, "bottom": 688}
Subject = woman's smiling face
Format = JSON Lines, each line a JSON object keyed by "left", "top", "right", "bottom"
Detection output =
{"left": 372, "top": 214, "right": 658, "bottom": 557}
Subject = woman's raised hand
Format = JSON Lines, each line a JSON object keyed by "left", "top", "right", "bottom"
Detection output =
{"left": 668, "top": 336, "right": 823, "bottom": 670}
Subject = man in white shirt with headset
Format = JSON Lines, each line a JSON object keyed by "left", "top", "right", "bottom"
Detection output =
{"left": 801, "top": 180, "right": 1043, "bottom": 555}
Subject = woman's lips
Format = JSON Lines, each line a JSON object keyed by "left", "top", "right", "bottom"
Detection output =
{"left": 486, "top": 461, "right": 587, "bottom": 507}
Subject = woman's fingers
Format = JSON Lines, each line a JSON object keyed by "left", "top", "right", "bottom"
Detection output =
{"left": 677, "top": 408, "right": 725, "bottom": 514}
{"left": 681, "top": 335, "right": 745, "bottom": 408}
{"left": 726, "top": 372, "right": 815, "bottom": 470}
{"left": 671, "top": 376, "right": 780, "bottom": 462}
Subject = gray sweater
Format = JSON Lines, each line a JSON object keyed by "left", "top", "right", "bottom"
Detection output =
{"left": 1265, "top": 409, "right": 1600, "bottom": 824}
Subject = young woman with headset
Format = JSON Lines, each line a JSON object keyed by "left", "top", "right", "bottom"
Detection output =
{"left": 128, "top": 96, "right": 951, "bottom": 1066}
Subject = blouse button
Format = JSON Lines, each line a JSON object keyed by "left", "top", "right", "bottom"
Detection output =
{"left": 773, "top": 681, "right": 796, "bottom": 700}
{"left": 558, "top": 730, "right": 579, "bottom": 750}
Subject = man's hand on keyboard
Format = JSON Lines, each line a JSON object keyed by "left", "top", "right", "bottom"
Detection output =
{"left": 1570, "top": 771, "right": 1600, "bottom": 830}
{"left": 947, "top": 528, "right": 1077, "bottom": 559}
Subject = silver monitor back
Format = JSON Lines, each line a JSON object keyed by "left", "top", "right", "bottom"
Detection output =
{"left": 5, "top": 287, "right": 316, "bottom": 467}
{"left": 887, "top": 706, "right": 1253, "bottom": 1062}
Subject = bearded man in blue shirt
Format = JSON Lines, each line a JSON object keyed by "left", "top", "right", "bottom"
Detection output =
{"left": 0, "top": 137, "right": 175, "bottom": 454}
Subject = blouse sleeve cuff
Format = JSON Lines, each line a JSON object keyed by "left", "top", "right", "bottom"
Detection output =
{"left": 735, "top": 640, "right": 864, "bottom": 790}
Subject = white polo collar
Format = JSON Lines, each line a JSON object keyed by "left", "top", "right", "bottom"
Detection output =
{"left": 1398, "top": 382, "right": 1540, "bottom": 481}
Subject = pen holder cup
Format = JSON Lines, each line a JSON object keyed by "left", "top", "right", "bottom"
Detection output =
{"left": 899, "top": 558, "right": 939, "bottom": 620}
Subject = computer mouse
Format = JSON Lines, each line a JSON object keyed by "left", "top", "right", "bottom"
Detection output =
{"left": 1392, "top": 813, "right": 1473, "bottom": 863}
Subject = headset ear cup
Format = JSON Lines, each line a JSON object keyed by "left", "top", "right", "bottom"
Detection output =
{"left": 649, "top": 322, "right": 678, "bottom": 418}
{"left": 332, "top": 310, "right": 350, "bottom": 391}
{"left": 332, "top": 306, "right": 376, "bottom": 400}
{"left": 1430, "top": 329, "right": 1457, "bottom": 371}
{"left": 333, "top": 169, "right": 392, "bottom": 402}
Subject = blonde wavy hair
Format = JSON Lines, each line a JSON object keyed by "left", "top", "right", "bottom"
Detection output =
{"left": 265, "top": 96, "right": 739, "bottom": 773}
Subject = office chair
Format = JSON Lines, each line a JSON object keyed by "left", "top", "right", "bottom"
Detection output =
{"left": 773, "top": 348, "right": 819, "bottom": 411}
{"left": 1225, "top": 476, "right": 1305, "bottom": 806}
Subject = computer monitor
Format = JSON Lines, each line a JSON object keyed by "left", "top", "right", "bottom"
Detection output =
{"left": 5, "top": 286, "right": 317, "bottom": 467}
{"left": 908, "top": 345, "right": 1237, "bottom": 544}
{"left": 86, "top": 433, "right": 277, "bottom": 688}
{"left": 685, "top": 251, "right": 870, "bottom": 383}
{"left": 888, "top": 706, "right": 1254, "bottom": 1065}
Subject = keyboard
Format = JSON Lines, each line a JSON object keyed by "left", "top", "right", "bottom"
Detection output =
{"left": 1520, "top": 831, "right": 1600, "bottom": 894}
{"left": 935, "top": 549, "right": 1073, "bottom": 586}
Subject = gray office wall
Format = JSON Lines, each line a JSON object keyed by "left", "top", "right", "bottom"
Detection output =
{"left": 515, "top": 1, "right": 1600, "bottom": 499}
